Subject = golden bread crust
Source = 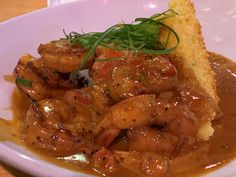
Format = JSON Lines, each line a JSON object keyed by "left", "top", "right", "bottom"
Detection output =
{"left": 161, "top": 0, "right": 219, "bottom": 140}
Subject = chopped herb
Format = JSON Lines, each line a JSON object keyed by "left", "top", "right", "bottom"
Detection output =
{"left": 64, "top": 9, "right": 179, "bottom": 80}
{"left": 16, "top": 78, "right": 32, "bottom": 87}
{"left": 94, "top": 57, "right": 124, "bottom": 62}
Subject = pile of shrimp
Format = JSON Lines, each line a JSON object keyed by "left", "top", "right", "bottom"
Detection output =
{"left": 13, "top": 39, "right": 215, "bottom": 177}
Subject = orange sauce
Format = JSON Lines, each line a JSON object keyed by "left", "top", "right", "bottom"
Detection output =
{"left": 1, "top": 52, "right": 236, "bottom": 177}
{"left": 170, "top": 53, "right": 236, "bottom": 177}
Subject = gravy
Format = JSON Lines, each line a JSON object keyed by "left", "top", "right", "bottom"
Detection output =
{"left": 1, "top": 52, "right": 236, "bottom": 177}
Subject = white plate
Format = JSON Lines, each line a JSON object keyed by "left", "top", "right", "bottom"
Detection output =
{"left": 0, "top": 0, "right": 235, "bottom": 177}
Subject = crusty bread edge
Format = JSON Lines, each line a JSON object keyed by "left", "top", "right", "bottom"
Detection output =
{"left": 160, "top": 0, "right": 219, "bottom": 140}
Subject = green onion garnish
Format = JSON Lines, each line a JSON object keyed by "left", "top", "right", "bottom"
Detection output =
{"left": 16, "top": 78, "right": 32, "bottom": 87}
{"left": 64, "top": 9, "right": 179, "bottom": 79}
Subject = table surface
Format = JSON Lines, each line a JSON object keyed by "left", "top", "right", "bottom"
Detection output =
{"left": 0, "top": 1, "right": 47, "bottom": 176}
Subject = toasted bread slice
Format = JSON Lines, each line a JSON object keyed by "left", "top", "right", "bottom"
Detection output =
{"left": 161, "top": 0, "right": 219, "bottom": 140}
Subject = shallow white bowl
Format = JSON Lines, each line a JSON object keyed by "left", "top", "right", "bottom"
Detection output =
{"left": 0, "top": 0, "right": 235, "bottom": 176}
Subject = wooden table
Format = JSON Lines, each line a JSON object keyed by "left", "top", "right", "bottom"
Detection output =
{"left": 0, "top": 1, "right": 47, "bottom": 176}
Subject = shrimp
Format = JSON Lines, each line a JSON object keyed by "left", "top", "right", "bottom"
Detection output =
{"left": 13, "top": 53, "right": 89, "bottom": 101}
{"left": 22, "top": 99, "right": 95, "bottom": 156}
{"left": 95, "top": 126, "right": 120, "bottom": 148}
{"left": 63, "top": 87, "right": 117, "bottom": 148}
{"left": 127, "top": 127, "right": 178, "bottom": 157}
{"left": 107, "top": 54, "right": 178, "bottom": 101}
{"left": 91, "top": 47, "right": 124, "bottom": 83}
{"left": 13, "top": 54, "right": 48, "bottom": 101}
{"left": 91, "top": 47, "right": 177, "bottom": 102}
{"left": 152, "top": 99, "right": 198, "bottom": 136}
{"left": 91, "top": 83, "right": 115, "bottom": 114}
{"left": 177, "top": 85, "right": 218, "bottom": 121}
{"left": 38, "top": 39, "right": 94, "bottom": 73}
{"left": 112, "top": 151, "right": 169, "bottom": 177}
{"left": 95, "top": 95, "right": 197, "bottom": 135}
{"left": 94, "top": 94, "right": 156, "bottom": 134}
{"left": 95, "top": 94, "right": 198, "bottom": 149}
{"left": 63, "top": 88, "right": 105, "bottom": 132}
{"left": 93, "top": 94, "right": 156, "bottom": 147}
{"left": 63, "top": 88, "right": 93, "bottom": 108}
{"left": 94, "top": 148, "right": 169, "bottom": 177}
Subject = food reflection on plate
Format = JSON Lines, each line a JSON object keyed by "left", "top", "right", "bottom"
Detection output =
{"left": 1, "top": 0, "right": 236, "bottom": 177}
